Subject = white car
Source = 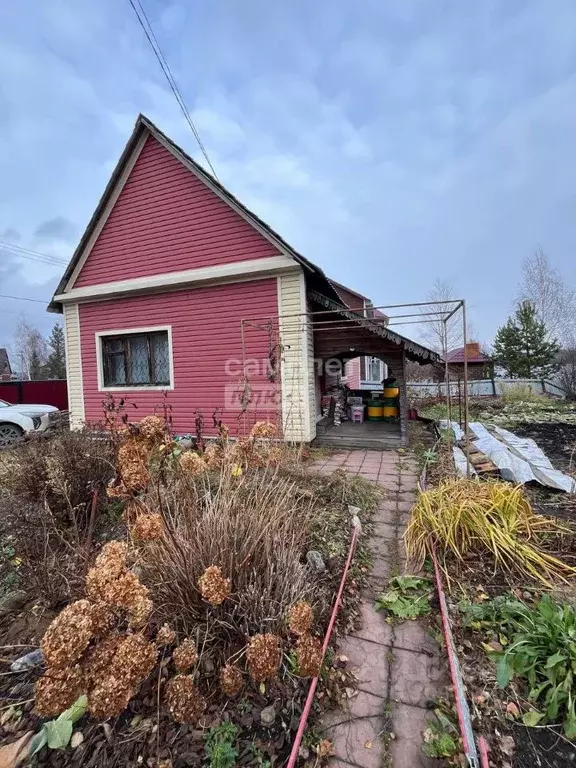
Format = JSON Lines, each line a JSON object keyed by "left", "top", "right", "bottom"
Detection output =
{"left": 0, "top": 399, "right": 59, "bottom": 448}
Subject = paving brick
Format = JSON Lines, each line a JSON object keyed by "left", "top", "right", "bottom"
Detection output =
{"left": 351, "top": 599, "right": 393, "bottom": 646}
{"left": 337, "top": 636, "right": 390, "bottom": 698}
{"left": 389, "top": 702, "right": 438, "bottom": 768}
{"left": 390, "top": 647, "right": 448, "bottom": 707}
{"left": 322, "top": 693, "right": 385, "bottom": 768}
{"left": 372, "top": 521, "right": 397, "bottom": 539}
{"left": 393, "top": 621, "right": 438, "bottom": 655}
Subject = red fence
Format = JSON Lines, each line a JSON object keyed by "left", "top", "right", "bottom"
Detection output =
{"left": 0, "top": 380, "right": 68, "bottom": 411}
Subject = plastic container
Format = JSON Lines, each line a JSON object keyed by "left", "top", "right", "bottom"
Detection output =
{"left": 366, "top": 400, "right": 383, "bottom": 421}
{"left": 383, "top": 386, "right": 399, "bottom": 398}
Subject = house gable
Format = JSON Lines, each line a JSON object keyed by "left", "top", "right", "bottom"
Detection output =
{"left": 70, "top": 132, "right": 281, "bottom": 289}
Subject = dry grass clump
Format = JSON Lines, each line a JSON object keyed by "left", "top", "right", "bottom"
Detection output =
{"left": 405, "top": 478, "right": 576, "bottom": 588}
{"left": 198, "top": 565, "right": 231, "bottom": 606}
{"left": 287, "top": 601, "right": 314, "bottom": 636}
{"left": 246, "top": 633, "right": 282, "bottom": 682}
{"left": 220, "top": 664, "right": 243, "bottom": 696}
{"left": 165, "top": 675, "right": 206, "bottom": 723}
{"left": 172, "top": 638, "right": 198, "bottom": 672}
{"left": 295, "top": 634, "right": 323, "bottom": 677}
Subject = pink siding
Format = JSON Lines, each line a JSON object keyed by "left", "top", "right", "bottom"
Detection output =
{"left": 345, "top": 358, "right": 361, "bottom": 389}
{"left": 74, "top": 135, "right": 279, "bottom": 287}
{"left": 78, "top": 279, "right": 279, "bottom": 436}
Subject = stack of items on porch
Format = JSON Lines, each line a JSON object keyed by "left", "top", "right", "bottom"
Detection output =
{"left": 321, "top": 384, "right": 348, "bottom": 425}
{"left": 364, "top": 381, "right": 400, "bottom": 422}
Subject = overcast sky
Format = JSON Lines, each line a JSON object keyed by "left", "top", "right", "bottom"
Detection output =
{"left": 1, "top": 0, "right": 576, "bottom": 353}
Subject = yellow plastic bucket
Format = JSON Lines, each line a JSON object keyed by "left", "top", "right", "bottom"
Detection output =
{"left": 382, "top": 406, "right": 398, "bottom": 418}
{"left": 383, "top": 387, "right": 399, "bottom": 398}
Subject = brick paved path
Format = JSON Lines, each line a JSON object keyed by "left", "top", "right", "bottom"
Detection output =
{"left": 311, "top": 450, "right": 447, "bottom": 768}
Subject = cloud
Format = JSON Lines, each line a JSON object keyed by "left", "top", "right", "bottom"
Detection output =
{"left": 1, "top": 0, "right": 576, "bottom": 353}
{"left": 34, "top": 216, "right": 77, "bottom": 243}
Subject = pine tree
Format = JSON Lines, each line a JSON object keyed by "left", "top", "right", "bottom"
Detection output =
{"left": 493, "top": 301, "right": 560, "bottom": 378}
{"left": 44, "top": 323, "right": 67, "bottom": 379}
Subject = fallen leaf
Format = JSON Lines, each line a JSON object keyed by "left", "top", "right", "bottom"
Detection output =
{"left": 364, "top": 741, "right": 373, "bottom": 749}
{"left": 501, "top": 735, "right": 515, "bottom": 757}
{"left": 0, "top": 732, "right": 33, "bottom": 768}
{"left": 505, "top": 702, "right": 520, "bottom": 719}
{"left": 71, "top": 732, "right": 84, "bottom": 749}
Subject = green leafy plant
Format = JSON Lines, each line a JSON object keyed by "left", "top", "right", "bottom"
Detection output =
{"left": 422, "top": 700, "right": 460, "bottom": 765}
{"left": 422, "top": 449, "right": 438, "bottom": 465}
{"left": 494, "top": 596, "right": 576, "bottom": 738}
{"left": 464, "top": 594, "right": 576, "bottom": 738}
{"left": 375, "top": 575, "right": 431, "bottom": 620}
{"left": 249, "top": 743, "right": 272, "bottom": 767}
{"left": 29, "top": 695, "right": 87, "bottom": 755}
{"left": 204, "top": 722, "right": 239, "bottom": 768}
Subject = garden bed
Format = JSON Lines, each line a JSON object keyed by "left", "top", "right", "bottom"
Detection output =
{"left": 0, "top": 418, "right": 381, "bottom": 767}
{"left": 415, "top": 425, "right": 576, "bottom": 767}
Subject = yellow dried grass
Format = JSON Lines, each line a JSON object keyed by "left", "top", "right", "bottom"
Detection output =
{"left": 405, "top": 478, "right": 576, "bottom": 588}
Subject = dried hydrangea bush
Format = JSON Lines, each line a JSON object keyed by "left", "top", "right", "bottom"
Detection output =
{"left": 246, "top": 634, "right": 282, "bottom": 682}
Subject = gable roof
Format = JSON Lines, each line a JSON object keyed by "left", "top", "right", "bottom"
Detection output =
{"left": 0, "top": 349, "right": 11, "bottom": 376}
{"left": 445, "top": 346, "right": 491, "bottom": 364}
{"left": 48, "top": 114, "right": 340, "bottom": 312}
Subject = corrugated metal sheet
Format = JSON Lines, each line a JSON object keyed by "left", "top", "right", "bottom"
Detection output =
{"left": 0, "top": 380, "right": 68, "bottom": 411}
{"left": 74, "top": 135, "right": 279, "bottom": 288}
{"left": 78, "top": 279, "right": 279, "bottom": 436}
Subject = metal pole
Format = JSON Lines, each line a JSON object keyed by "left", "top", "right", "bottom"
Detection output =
{"left": 443, "top": 322, "right": 452, "bottom": 425}
{"left": 462, "top": 301, "right": 470, "bottom": 478}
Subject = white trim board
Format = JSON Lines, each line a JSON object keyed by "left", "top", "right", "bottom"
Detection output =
{"left": 95, "top": 325, "right": 175, "bottom": 392}
{"left": 55, "top": 255, "right": 299, "bottom": 304}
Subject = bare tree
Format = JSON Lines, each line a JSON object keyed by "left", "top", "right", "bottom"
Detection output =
{"left": 13, "top": 318, "right": 47, "bottom": 380}
{"left": 419, "top": 279, "right": 463, "bottom": 357}
{"left": 516, "top": 247, "right": 576, "bottom": 343}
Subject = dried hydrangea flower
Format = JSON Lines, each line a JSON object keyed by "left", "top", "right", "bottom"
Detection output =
{"left": 89, "top": 675, "right": 135, "bottom": 719}
{"left": 106, "top": 478, "right": 129, "bottom": 499}
{"left": 246, "top": 633, "right": 282, "bottom": 682}
{"left": 41, "top": 599, "right": 94, "bottom": 669}
{"left": 118, "top": 438, "right": 150, "bottom": 491}
{"left": 202, "top": 443, "right": 223, "bottom": 470}
{"left": 129, "top": 596, "right": 154, "bottom": 629}
{"left": 249, "top": 421, "right": 277, "bottom": 439}
{"left": 295, "top": 634, "right": 324, "bottom": 678}
{"left": 155, "top": 624, "right": 176, "bottom": 648}
{"left": 287, "top": 601, "right": 314, "bottom": 636}
{"left": 35, "top": 664, "right": 85, "bottom": 717}
{"left": 90, "top": 602, "right": 115, "bottom": 636}
{"left": 130, "top": 512, "right": 164, "bottom": 541}
{"left": 265, "top": 446, "right": 283, "bottom": 465}
{"left": 179, "top": 451, "right": 208, "bottom": 475}
{"left": 166, "top": 675, "right": 206, "bottom": 723}
{"left": 110, "top": 633, "right": 157, "bottom": 687}
{"left": 138, "top": 415, "right": 165, "bottom": 442}
{"left": 198, "top": 566, "right": 231, "bottom": 606}
{"left": 94, "top": 541, "right": 129, "bottom": 578}
{"left": 88, "top": 565, "right": 150, "bottom": 614}
{"left": 220, "top": 664, "right": 243, "bottom": 696}
{"left": 172, "top": 638, "right": 198, "bottom": 672}
{"left": 83, "top": 634, "right": 123, "bottom": 687}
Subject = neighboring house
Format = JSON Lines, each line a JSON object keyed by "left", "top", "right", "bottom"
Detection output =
{"left": 0, "top": 349, "right": 12, "bottom": 381}
{"left": 445, "top": 342, "right": 493, "bottom": 380}
{"left": 49, "top": 115, "right": 438, "bottom": 445}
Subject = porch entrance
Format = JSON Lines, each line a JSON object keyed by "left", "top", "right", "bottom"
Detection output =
{"left": 315, "top": 417, "right": 401, "bottom": 449}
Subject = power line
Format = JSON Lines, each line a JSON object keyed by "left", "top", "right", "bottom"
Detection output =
{"left": 0, "top": 240, "right": 67, "bottom": 267}
{"left": 127, "top": 0, "right": 219, "bottom": 180}
{"left": 0, "top": 294, "right": 48, "bottom": 304}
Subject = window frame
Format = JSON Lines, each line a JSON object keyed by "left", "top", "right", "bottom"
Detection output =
{"left": 96, "top": 325, "right": 174, "bottom": 391}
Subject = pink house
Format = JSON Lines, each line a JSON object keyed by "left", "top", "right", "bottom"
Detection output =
{"left": 50, "top": 115, "right": 437, "bottom": 446}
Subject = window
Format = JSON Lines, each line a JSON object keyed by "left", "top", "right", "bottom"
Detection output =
{"left": 367, "top": 357, "right": 383, "bottom": 382}
{"left": 100, "top": 329, "right": 171, "bottom": 388}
